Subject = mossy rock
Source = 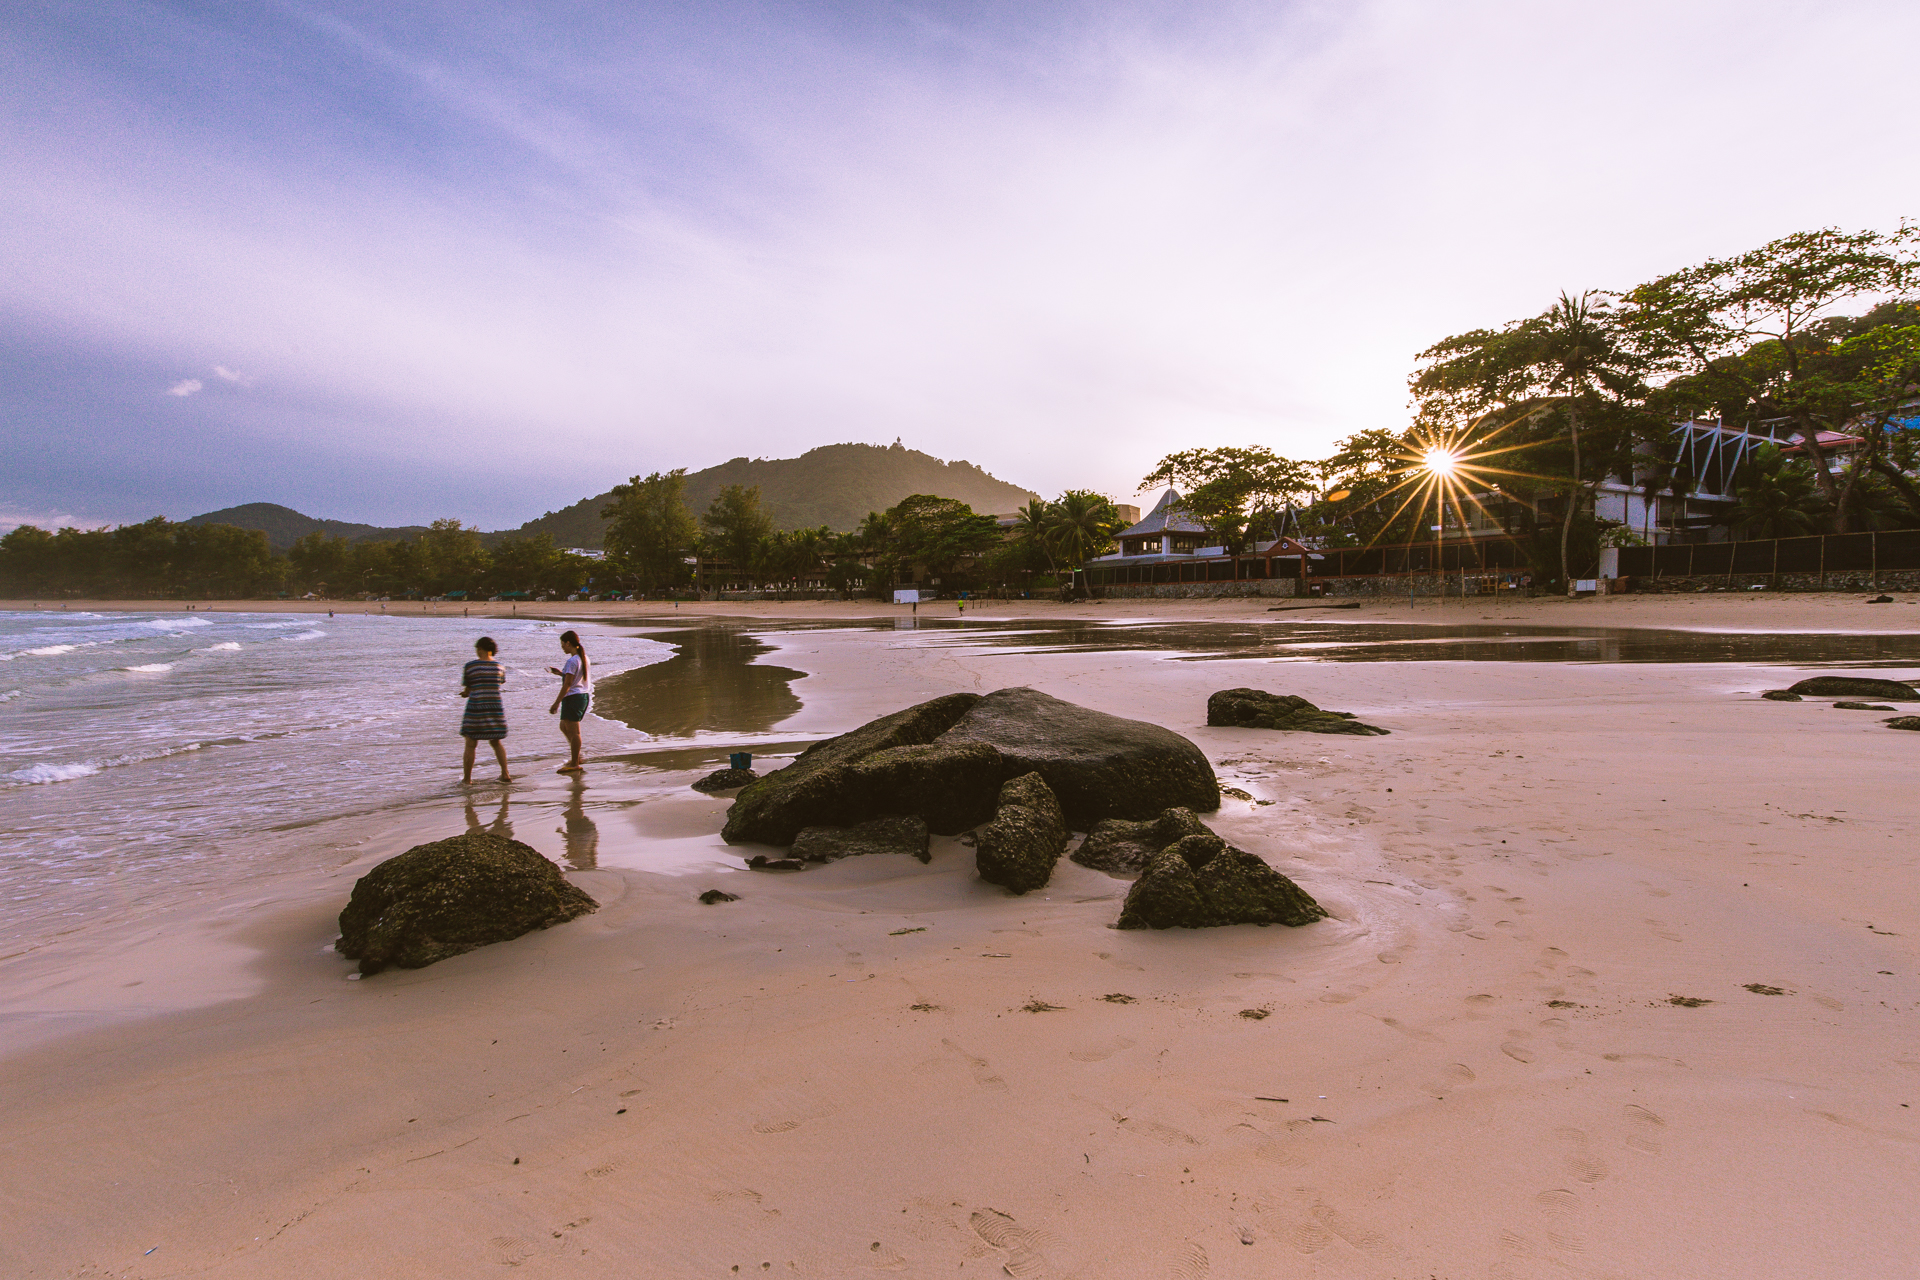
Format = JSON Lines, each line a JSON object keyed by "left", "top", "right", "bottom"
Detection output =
{"left": 1116, "top": 834, "right": 1326, "bottom": 931}
{"left": 692, "top": 766, "right": 758, "bottom": 793}
{"left": 1785, "top": 676, "right": 1920, "bottom": 700}
{"left": 336, "top": 832, "right": 597, "bottom": 975}
{"left": 975, "top": 772, "right": 1068, "bottom": 895}
{"left": 1073, "top": 806, "right": 1211, "bottom": 875}
{"left": 1207, "top": 688, "right": 1388, "bottom": 735}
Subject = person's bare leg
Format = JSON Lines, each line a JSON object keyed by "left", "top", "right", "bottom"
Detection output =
{"left": 557, "top": 719, "right": 584, "bottom": 771}
{"left": 462, "top": 737, "right": 477, "bottom": 784}
{"left": 491, "top": 740, "right": 511, "bottom": 782}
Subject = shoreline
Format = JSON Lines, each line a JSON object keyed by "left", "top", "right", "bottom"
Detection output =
{"left": 7, "top": 588, "right": 1920, "bottom": 635}
{"left": 5, "top": 607, "right": 1918, "bottom": 1274}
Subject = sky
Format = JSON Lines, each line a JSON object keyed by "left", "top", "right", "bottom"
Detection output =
{"left": 4, "top": 0, "right": 1917, "bottom": 532}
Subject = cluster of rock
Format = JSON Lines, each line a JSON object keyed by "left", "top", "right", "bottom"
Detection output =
{"left": 335, "top": 832, "right": 597, "bottom": 975}
{"left": 722, "top": 686, "right": 1218, "bottom": 852}
{"left": 1763, "top": 676, "right": 1920, "bottom": 727}
{"left": 1207, "top": 688, "right": 1388, "bottom": 736}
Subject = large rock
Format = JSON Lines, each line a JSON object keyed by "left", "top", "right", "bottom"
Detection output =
{"left": 1116, "top": 834, "right": 1326, "bottom": 930}
{"left": 975, "top": 772, "right": 1068, "bottom": 895}
{"left": 336, "top": 832, "right": 597, "bottom": 975}
{"left": 1072, "top": 806, "right": 1211, "bottom": 875}
{"left": 1785, "top": 676, "right": 1920, "bottom": 700}
{"left": 791, "top": 814, "right": 932, "bottom": 864}
{"left": 721, "top": 693, "right": 983, "bottom": 845}
{"left": 940, "top": 687, "right": 1219, "bottom": 826}
{"left": 720, "top": 688, "right": 1218, "bottom": 847}
{"left": 1207, "top": 688, "right": 1389, "bottom": 735}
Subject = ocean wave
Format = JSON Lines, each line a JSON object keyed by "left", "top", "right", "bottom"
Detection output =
{"left": 283, "top": 629, "right": 327, "bottom": 641}
{"left": 0, "top": 689, "right": 20, "bottom": 702}
{"left": 7, "top": 761, "right": 102, "bottom": 785}
{"left": 124, "top": 663, "right": 174, "bottom": 673}
{"left": 205, "top": 642, "right": 243, "bottom": 651}
{"left": 9, "top": 644, "right": 81, "bottom": 658}
{"left": 140, "top": 616, "right": 213, "bottom": 631}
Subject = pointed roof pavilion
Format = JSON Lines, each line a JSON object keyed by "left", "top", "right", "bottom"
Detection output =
{"left": 1116, "top": 488, "right": 1209, "bottom": 540}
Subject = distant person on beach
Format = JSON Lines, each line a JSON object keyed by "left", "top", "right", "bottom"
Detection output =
{"left": 460, "top": 636, "right": 511, "bottom": 784}
{"left": 548, "top": 630, "right": 591, "bottom": 773}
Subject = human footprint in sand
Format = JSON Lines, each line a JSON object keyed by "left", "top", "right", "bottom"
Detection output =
{"left": 459, "top": 636, "right": 512, "bottom": 784}
{"left": 548, "top": 630, "right": 592, "bottom": 773}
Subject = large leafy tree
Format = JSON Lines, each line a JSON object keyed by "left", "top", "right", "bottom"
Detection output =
{"left": 602, "top": 469, "right": 698, "bottom": 592}
{"left": 1138, "top": 446, "right": 1316, "bottom": 554}
{"left": 701, "top": 484, "right": 774, "bottom": 584}
{"left": 1616, "top": 223, "right": 1920, "bottom": 531}
{"left": 886, "top": 494, "right": 1001, "bottom": 582}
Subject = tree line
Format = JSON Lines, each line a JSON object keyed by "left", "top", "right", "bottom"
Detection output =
{"left": 1146, "top": 222, "right": 1920, "bottom": 586}
{"left": 600, "top": 473, "right": 1128, "bottom": 596}
{"left": 0, "top": 517, "right": 596, "bottom": 600}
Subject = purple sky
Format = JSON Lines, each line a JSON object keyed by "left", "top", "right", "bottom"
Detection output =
{"left": 4, "top": 1, "right": 1917, "bottom": 531}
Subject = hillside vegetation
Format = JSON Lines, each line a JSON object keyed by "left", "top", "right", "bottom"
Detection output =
{"left": 516, "top": 442, "right": 1039, "bottom": 547}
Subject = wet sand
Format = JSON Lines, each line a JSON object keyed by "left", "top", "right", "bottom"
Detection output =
{"left": 4, "top": 602, "right": 1919, "bottom": 1277}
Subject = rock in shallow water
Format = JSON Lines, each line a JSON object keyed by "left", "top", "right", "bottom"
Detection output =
{"left": 791, "top": 814, "right": 931, "bottom": 863}
{"left": 1761, "top": 690, "right": 1803, "bottom": 702}
{"left": 1116, "top": 834, "right": 1326, "bottom": 930}
{"left": 975, "top": 772, "right": 1068, "bottom": 895}
{"left": 336, "top": 832, "right": 597, "bottom": 975}
{"left": 1785, "top": 676, "right": 1920, "bottom": 700}
{"left": 691, "top": 766, "right": 759, "bottom": 793}
{"left": 1207, "top": 688, "right": 1389, "bottom": 735}
{"left": 1833, "top": 701, "right": 1897, "bottom": 711}
{"left": 1073, "top": 806, "right": 1211, "bottom": 874}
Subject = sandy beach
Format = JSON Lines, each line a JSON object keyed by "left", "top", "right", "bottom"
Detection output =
{"left": 4, "top": 595, "right": 1919, "bottom": 1277}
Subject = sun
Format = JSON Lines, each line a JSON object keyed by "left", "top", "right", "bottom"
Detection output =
{"left": 1422, "top": 447, "right": 1461, "bottom": 478}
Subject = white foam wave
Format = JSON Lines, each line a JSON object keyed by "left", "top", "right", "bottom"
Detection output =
{"left": 285, "top": 630, "right": 327, "bottom": 641}
{"left": 139, "top": 616, "right": 213, "bottom": 631}
{"left": 20, "top": 645, "right": 78, "bottom": 656}
{"left": 0, "top": 689, "right": 20, "bottom": 702}
{"left": 124, "top": 663, "right": 174, "bottom": 673}
{"left": 205, "top": 642, "right": 242, "bottom": 651}
{"left": 7, "top": 761, "right": 101, "bottom": 785}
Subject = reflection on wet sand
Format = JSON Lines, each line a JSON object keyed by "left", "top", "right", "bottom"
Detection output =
{"left": 559, "top": 777, "right": 599, "bottom": 870}
{"left": 592, "top": 626, "right": 804, "bottom": 736}
{"left": 464, "top": 790, "right": 513, "bottom": 840}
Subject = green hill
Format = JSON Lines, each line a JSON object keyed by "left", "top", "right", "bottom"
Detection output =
{"left": 182, "top": 503, "right": 430, "bottom": 551}
{"left": 513, "top": 442, "right": 1041, "bottom": 548}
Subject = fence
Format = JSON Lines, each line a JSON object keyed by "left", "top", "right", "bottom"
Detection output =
{"left": 1617, "top": 530, "right": 1920, "bottom": 583}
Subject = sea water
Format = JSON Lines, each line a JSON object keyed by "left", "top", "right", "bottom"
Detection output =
{"left": 0, "top": 610, "right": 672, "bottom": 936}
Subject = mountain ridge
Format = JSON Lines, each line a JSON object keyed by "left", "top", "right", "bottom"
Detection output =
{"left": 186, "top": 443, "right": 1043, "bottom": 550}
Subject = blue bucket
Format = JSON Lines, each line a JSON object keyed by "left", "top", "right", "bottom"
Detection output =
{"left": 729, "top": 752, "right": 752, "bottom": 771}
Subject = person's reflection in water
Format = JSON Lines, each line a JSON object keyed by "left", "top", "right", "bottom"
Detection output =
{"left": 560, "top": 777, "right": 599, "bottom": 870}
{"left": 465, "top": 789, "right": 514, "bottom": 840}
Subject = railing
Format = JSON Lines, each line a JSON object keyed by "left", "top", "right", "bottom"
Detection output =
{"left": 1083, "top": 536, "right": 1531, "bottom": 587}
{"left": 1617, "top": 529, "right": 1920, "bottom": 579}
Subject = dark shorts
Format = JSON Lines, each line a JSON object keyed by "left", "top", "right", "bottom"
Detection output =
{"left": 560, "top": 693, "right": 591, "bottom": 722}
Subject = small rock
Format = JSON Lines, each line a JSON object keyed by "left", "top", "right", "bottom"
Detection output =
{"left": 1116, "top": 834, "right": 1326, "bottom": 930}
{"left": 1867, "top": 594, "right": 1894, "bottom": 603}
{"left": 1207, "top": 688, "right": 1389, "bottom": 735}
{"left": 335, "top": 832, "right": 597, "bottom": 975}
{"left": 1885, "top": 716, "right": 1920, "bottom": 731}
{"left": 746, "top": 855, "right": 807, "bottom": 871}
{"left": 1785, "top": 676, "right": 1920, "bottom": 700}
{"left": 1073, "top": 807, "right": 1211, "bottom": 874}
{"left": 791, "top": 814, "right": 931, "bottom": 863}
{"left": 698, "top": 889, "right": 739, "bottom": 904}
{"left": 691, "top": 766, "right": 758, "bottom": 793}
{"left": 1761, "top": 690, "right": 1802, "bottom": 702}
{"left": 975, "top": 772, "right": 1068, "bottom": 895}
{"left": 1833, "top": 701, "right": 1897, "bottom": 711}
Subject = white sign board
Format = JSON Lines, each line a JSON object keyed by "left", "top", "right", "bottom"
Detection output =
{"left": 893, "top": 589, "right": 921, "bottom": 604}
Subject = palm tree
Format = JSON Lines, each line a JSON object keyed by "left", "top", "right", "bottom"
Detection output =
{"left": 1011, "top": 499, "right": 1058, "bottom": 579}
{"left": 1532, "top": 291, "right": 1637, "bottom": 585}
{"left": 1044, "top": 491, "right": 1122, "bottom": 572}
{"left": 1731, "top": 446, "right": 1821, "bottom": 539}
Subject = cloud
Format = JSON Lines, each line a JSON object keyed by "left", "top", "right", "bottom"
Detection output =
{"left": 212, "top": 365, "right": 250, "bottom": 385}
{"left": 165, "top": 379, "right": 203, "bottom": 397}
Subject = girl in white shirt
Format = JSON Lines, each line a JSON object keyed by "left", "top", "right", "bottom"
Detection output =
{"left": 548, "top": 630, "right": 591, "bottom": 773}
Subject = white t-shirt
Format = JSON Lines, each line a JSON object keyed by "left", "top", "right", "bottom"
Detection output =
{"left": 560, "top": 653, "right": 592, "bottom": 696}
